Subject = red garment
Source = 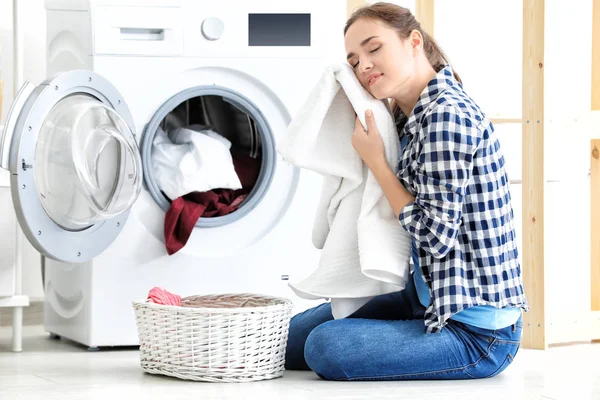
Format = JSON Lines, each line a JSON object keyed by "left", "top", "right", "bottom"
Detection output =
{"left": 164, "top": 151, "right": 261, "bottom": 255}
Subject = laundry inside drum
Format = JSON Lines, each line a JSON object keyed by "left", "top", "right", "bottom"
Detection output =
{"left": 150, "top": 95, "right": 264, "bottom": 220}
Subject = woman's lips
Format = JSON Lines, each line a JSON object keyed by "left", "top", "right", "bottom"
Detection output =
{"left": 368, "top": 74, "right": 382, "bottom": 86}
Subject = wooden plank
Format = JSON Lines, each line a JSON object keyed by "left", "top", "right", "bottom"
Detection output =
{"left": 591, "top": 0, "right": 600, "bottom": 337}
{"left": 593, "top": 311, "right": 600, "bottom": 341}
{"left": 347, "top": 0, "right": 365, "bottom": 19}
{"left": 415, "top": 0, "right": 435, "bottom": 37}
{"left": 521, "top": 0, "right": 546, "bottom": 350}
{"left": 593, "top": 0, "right": 600, "bottom": 110}
{"left": 592, "top": 140, "right": 600, "bottom": 311}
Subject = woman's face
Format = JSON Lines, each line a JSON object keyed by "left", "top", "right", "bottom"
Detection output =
{"left": 344, "top": 18, "right": 416, "bottom": 100}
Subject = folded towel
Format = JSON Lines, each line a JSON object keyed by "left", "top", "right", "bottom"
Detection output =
{"left": 277, "top": 63, "right": 413, "bottom": 319}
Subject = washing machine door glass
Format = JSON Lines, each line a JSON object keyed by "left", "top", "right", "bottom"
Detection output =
{"left": 35, "top": 94, "right": 142, "bottom": 230}
{"left": 0, "top": 70, "right": 142, "bottom": 263}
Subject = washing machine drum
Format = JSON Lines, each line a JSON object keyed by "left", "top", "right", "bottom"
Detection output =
{"left": 34, "top": 94, "right": 142, "bottom": 231}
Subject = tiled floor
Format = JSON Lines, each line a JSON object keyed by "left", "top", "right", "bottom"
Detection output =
{"left": 0, "top": 325, "right": 599, "bottom": 400}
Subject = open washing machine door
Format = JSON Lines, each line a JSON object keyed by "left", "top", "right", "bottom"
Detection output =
{"left": 0, "top": 70, "right": 142, "bottom": 263}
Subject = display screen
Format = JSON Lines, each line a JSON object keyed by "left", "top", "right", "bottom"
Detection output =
{"left": 248, "top": 14, "right": 310, "bottom": 46}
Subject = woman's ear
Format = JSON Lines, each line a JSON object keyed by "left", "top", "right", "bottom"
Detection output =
{"left": 409, "top": 29, "right": 423, "bottom": 51}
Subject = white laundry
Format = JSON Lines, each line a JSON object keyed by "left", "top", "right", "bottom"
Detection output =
{"left": 152, "top": 126, "right": 242, "bottom": 200}
{"left": 277, "top": 63, "right": 413, "bottom": 319}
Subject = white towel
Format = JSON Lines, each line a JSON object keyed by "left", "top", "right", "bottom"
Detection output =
{"left": 277, "top": 63, "right": 413, "bottom": 319}
{"left": 152, "top": 126, "right": 242, "bottom": 200}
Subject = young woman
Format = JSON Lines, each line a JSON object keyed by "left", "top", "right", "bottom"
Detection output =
{"left": 284, "top": 2, "right": 528, "bottom": 381}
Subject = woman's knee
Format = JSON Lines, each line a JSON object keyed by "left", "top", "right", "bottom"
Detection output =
{"left": 303, "top": 321, "right": 350, "bottom": 380}
{"left": 285, "top": 303, "right": 334, "bottom": 371}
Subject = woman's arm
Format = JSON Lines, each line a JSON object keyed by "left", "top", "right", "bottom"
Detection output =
{"left": 369, "top": 160, "right": 415, "bottom": 217}
{"left": 398, "top": 106, "right": 478, "bottom": 259}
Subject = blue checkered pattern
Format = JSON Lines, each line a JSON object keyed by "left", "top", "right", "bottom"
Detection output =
{"left": 396, "top": 66, "right": 528, "bottom": 333}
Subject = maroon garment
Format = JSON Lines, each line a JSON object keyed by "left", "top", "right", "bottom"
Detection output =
{"left": 164, "top": 151, "right": 261, "bottom": 255}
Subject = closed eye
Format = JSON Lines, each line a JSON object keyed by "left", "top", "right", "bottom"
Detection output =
{"left": 351, "top": 46, "right": 381, "bottom": 69}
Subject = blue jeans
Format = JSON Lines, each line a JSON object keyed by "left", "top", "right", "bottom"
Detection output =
{"left": 285, "top": 273, "right": 522, "bottom": 380}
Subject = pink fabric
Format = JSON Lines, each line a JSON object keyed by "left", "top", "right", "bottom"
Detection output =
{"left": 147, "top": 287, "right": 182, "bottom": 306}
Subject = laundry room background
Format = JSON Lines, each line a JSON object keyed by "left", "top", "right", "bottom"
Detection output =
{"left": 0, "top": 0, "right": 46, "bottom": 305}
{"left": 0, "top": 0, "right": 597, "bottom": 346}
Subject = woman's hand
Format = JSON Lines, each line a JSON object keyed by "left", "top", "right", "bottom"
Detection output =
{"left": 352, "top": 110, "right": 386, "bottom": 170}
{"left": 352, "top": 109, "right": 414, "bottom": 217}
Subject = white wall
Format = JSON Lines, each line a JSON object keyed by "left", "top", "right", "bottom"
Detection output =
{"left": 0, "top": 0, "right": 47, "bottom": 301}
{"left": 1, "top": 0, "right": 47, "bottom": 120}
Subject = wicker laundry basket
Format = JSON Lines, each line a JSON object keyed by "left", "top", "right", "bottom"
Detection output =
{"left": 132, "top": 293, "right": 294, "bottom": 383}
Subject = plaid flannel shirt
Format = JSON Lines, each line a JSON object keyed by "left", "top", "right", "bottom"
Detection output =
{"left": 396, "top": 66, "right": 529, "bottom": 333}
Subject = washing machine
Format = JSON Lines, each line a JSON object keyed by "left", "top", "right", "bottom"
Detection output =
{"left": 0, "top": 0, "right": 346, "bottom": 348}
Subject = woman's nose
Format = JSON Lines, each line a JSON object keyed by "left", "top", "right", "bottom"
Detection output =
{"left": 360, "top": 60, "right": 373, "bottom": 73}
